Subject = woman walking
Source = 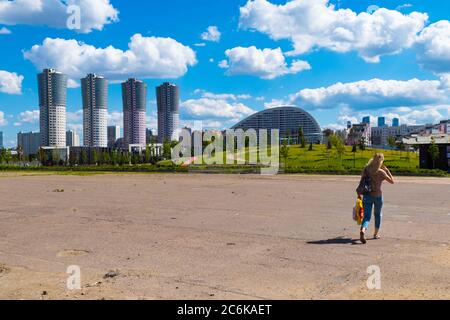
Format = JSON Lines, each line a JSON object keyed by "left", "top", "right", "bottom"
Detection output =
{"left": 359, "top": 153, "right": 395, "bottom": 244}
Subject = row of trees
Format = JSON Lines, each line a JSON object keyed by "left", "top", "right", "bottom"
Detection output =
{"left": 0, "top": 148, "right": 14, "bottom": 164}
{"left": 0, "top": 148, "right": 38, "bottom": 164}
{"left": 37, "top": 140, "right": 176, "bottom": 167}
{"left": 41, "top": 145, "right": 171, "bottom": 167}
{"left": 0, "top": 138, "right": 176, "bottom": 167}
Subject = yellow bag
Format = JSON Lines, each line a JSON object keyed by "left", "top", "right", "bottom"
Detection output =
{"left": 355, "top": 197, "right": 364, "bottom": 226}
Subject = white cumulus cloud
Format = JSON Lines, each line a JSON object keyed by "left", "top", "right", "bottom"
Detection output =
{"left": 218, "top": 60, "right": 229, "bottom": 69}
{"left": 415, "top": 21, "right": 450, "bottom": 74}
{"left": 194, "top": 89, "right": 252, "bottom": 101}
{"left": 239, "top": 0, "right": 428, "bottom": 63}
{"left": 108, "top": 111, "right": 123, "bottom": 126}
{"left": 291, "top": 78, "right": 447, "bottom": 110}
{"left": 67, "top": 110, "right": 83, "bottom": 122}
{"left": 0, "top": 70, "right": 24, "bottom": 94}
{"left": 181, "top": 95, "right": 256, "bottom": 130}
{"left": 182, "top": 98, "right": 255, "bottom": 120}
{"left": 264, "top": 98, "right": 288, "bottom": 109}
{"left": 201, "top": 26, "right": 221, "bottom": 42}
{"left": 221, "top": 46, "right": 311, "bottom": 79}
{"left": 23, "top": 34, "right": 197, "bottom": 85}
{"left": 0, "top": 0, "right": 119, "bottom": 33}
{"left": 18, "top": 110, "right": 39, "bottom": 124}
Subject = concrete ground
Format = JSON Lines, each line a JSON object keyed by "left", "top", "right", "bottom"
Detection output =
{"left": 0, "top": 173, "right": 449, "bottom": 300}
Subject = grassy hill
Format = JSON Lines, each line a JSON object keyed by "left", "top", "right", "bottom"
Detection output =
{"left": 283, "top": 144, "right": 418, "bottom": 173}
{"left": 199, "top": 143, "right": 447, "bottom": 176}
{"left": 1, "top": 144, "right": 447, "bottom": 176}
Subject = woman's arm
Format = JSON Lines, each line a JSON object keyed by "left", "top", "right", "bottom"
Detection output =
{"left": 382, "top": 165, "right": 395, "bottom": 184}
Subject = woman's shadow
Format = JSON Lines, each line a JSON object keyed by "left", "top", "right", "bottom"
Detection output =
{"left": 307, "top": 236, "right": 360, "bottom": 245}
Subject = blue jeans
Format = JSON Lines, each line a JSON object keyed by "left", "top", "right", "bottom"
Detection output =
{"left": 362, "top": 195, "right": 383, "bottom": 230}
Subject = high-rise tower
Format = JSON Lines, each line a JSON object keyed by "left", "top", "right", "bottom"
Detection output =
{"left": 156, "top": 82, "right": 180, "bottom": 143}
{"left": 38, "top": 69, "right": 67, "bottom": 147}
{"left": 122, "top": 79, "right": 147, "bottom": 148}
{"left": 82, "top": 74, "right": 108, "bottom": 147}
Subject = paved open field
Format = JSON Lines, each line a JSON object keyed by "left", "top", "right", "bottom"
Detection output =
{"left": 0, "top": 173, "right": 449, "bottom": 300}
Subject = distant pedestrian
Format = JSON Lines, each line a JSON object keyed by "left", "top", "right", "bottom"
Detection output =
{"left": 358, "top": 153, "right": 395, "bottom": 244}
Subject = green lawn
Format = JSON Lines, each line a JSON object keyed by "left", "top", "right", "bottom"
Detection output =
{"left": 284, "top": 144, "right": 418, "bottom": 171}
{"left": 1, "top": 145, "right": 447, "bottom": 176}
{"left": 201, "top": 144, "right": 447, "bottom": 176}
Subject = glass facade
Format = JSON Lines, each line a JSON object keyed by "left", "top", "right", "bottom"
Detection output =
{"left": 157, "top": 82, "right": 180, "bottom": 143}
{"left": 82, "top": 74, "right": 108, "bottom": 147}
{"left": 122, "top": 79, "right": 147, "bottom": 147}
{"left": 231, "top": 106, "right": 322, "bottom": 144}
{"left": 38, "top": 69, "right": 67, "bottom": 147}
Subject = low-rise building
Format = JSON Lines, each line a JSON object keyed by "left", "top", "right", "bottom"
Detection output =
{"left": 346, "top": 123, "right": 371, "bottom": 147}
{"left": 40, "top": 146, "right": 69, "bottom": 165}
{"left": 66, "top": 130, "right": 80, "bottom": 147}
{"left": 371, "top": 124, "right": 425, "bottom": 149}
{"left": 17, "top": 131, "right": 41, "bottom": 157}
{"left": 146, "top": 128, "right": 157, "bottom": 144}
{"left": 335, "top": 128, "right": 350, "bottom": 143}
{"left": 438, "top": 120, "right": 450, "bottom": 134}
{"left": 403, "top": 134, "right": 450, "bottom": 171}
{"left": 107, "top": 125, "right": 121, "bottom": 148}
{"left": 68, "top": 146, "right": 115, "bottom": 165}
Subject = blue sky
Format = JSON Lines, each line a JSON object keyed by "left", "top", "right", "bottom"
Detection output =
{"left": 1, "top": 0, "right": 450, "bottom": 147}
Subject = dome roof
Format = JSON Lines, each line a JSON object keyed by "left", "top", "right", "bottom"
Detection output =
{"left": 231, "top": 105, "right": 322, "bottom": 142}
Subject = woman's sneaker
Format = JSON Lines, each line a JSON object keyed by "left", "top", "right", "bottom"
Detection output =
{"left": 360, "top": 231, "right": 367, "bottom": 244}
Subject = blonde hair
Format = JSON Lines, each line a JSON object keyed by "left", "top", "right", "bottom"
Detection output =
{"left": 365, "top": 153, "right": 385, "bottom": 176}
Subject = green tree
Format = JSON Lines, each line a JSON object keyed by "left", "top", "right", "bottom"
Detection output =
{"left": 81, "top": 149, "right": 88, "bottom": 165}
{"left": 280, "top": 140, "right": 289, "bottom": 168}
{"left": 388, "top": 136, "right": 396, "bottom": 150}
{"left": 330, "top": 134, "right": 345, "bottom": 163}
{"left": 123, "top": 152, "right": 130, "bottom": 165}
{"left": 93, "top": 150, "right": 99, "bottom": 165}
{"left": 118, "top": 152, "right": 125, "bottom": 166}
{"left": 69, "top": 151, "right": 78, "bottom": 166}
{"left": 52, "top": 149, "right": 60, "bottom": 166}
{"left": 145, "top": 146, "right": 151, "bottom": 163}
{"left": 111, "top": 150, "right": 118, "bottom": 165}
{"left": 0, "top": 148, "right": 5, "bottom": 164}
{"left": 131, "top": 153, "right": 138, "bottom": 165}
{"left": 6, "top": 149, "right": 13, "bottom": 164}
{"left": 298, "top": 127, "right": 306, "bottom": 148}
{"left": 103, "top": 152, "right": 111, "bottom": 165}
{"left": 358, "top": 137, "right": 366, "bottom": 160}
{"left": 388, "top": 136, "right": 397, "bottom": 156}
{"left": 352, "top": 144, "right": 357, "bottom": 168}
{"left": 17, "top": 145, "right": 23, "bottom": 162}
{"left": 428, "top": 138, "right": 440, "bottom": 169}
{"left": 98, "top": 150, "right": 105, "bottom": 165}
{"left": 38, "top": 148, "right": 46, "bottom": 165}
{"left": 308, "top": 142, "right": 313, "bottom": 151}
{"left": 163, "top": 139, "right": 172, "bottom": 159}
{"left": 359, "top": 137, "right": 366, "bottom": 151}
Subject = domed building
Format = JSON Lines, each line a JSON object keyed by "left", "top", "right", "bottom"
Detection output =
{"left": 231, "top": 106, "right": 322, "bottom": 144}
